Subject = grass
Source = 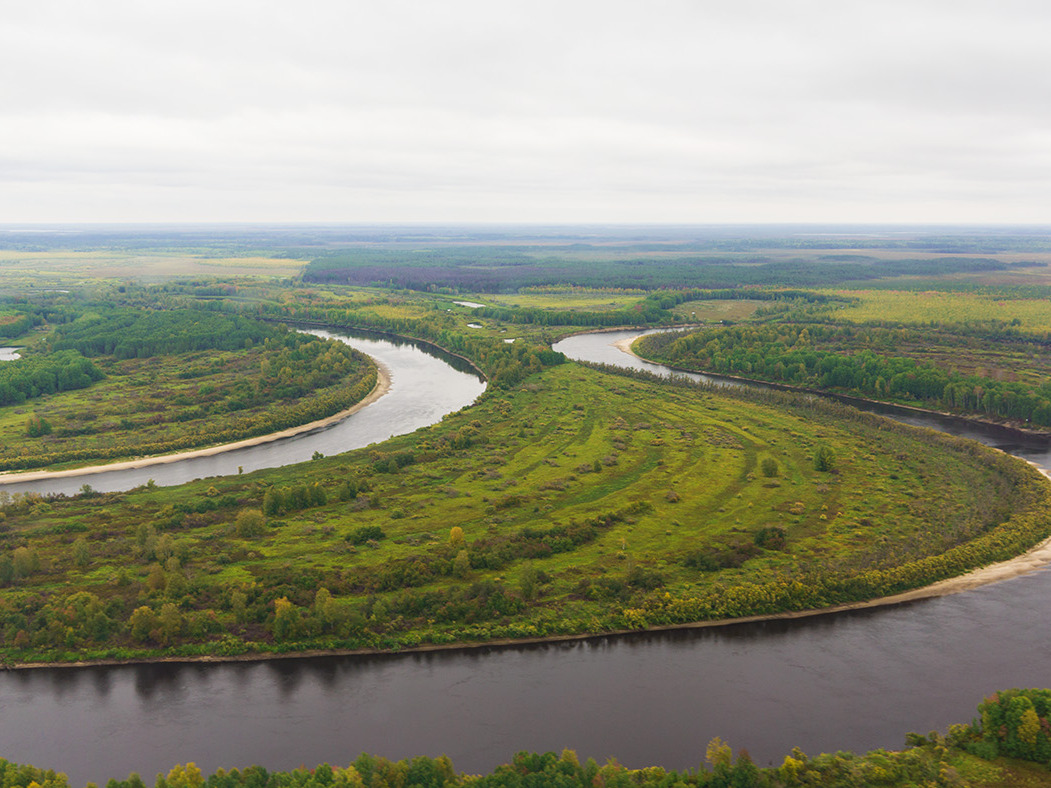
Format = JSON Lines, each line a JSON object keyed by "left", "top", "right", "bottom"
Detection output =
{"left": 0, "top": 361, "right": 1039, "bottom": 662}
{"left": 480, "top": 291, "right": 647, "bottom": 311}
{"left": 0, "top": 249, "right": 308, "bottom": 287}
{"left": 0, "top": 342, "right": 374, "bottom": 471}
{"left": 827, "top": 288, "right": 1051, "bottom": 333}
{"left": 670, "top": 299, "right": 762, "bottom": 321}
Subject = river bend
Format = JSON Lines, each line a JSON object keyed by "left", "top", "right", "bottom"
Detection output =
{"left": 2, "top": 329, "right": 1051, "bottom": 785}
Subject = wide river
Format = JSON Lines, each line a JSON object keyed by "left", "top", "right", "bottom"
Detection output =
{"left": 2, "top": 329, "right": 1051, "bottom": 785}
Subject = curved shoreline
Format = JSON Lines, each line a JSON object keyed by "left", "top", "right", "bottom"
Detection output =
{"left": 8, "top": 532, "right": 1051, "bottom": 672}
{"left": 0, "top": 362, "right": 392, "bottom": 484}
{"left": 3, "top": 326, "right": 1051, "bottom": 669}
{"left": 614, "top": 332, "right": 1051, "bottom": 440}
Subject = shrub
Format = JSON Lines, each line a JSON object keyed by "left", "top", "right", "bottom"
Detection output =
{"left": 814, "top": 444, "right": 837, "bottom": 472}
{"left": 348, "top": 525, "right": 385, "bottom": 545}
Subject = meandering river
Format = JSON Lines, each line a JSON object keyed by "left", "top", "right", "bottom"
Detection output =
{"left": 2, "top": 329, "right": 1051, "bottom": 785}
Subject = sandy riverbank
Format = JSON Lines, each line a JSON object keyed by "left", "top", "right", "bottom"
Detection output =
{"left": 9, "top": 532, "right": 1051, "bottom": 671}
{"left": 0, "top": 362, "right": 392, "bottom": 484}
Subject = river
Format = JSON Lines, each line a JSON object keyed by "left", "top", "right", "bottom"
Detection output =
{"left": 2, "top": 328, "right": 1050, "bottom": 785}
{"left": 0, "top": 330, "right": 486, "bottom": 496}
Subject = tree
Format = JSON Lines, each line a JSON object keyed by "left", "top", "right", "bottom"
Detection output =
{"left": 234, "top": 508, "right": 266, "bottom": 538}
{"left": 72, "top": 537, "right": 90, "bottom": 568}
{"left": 158, "top": 603, "right": 184, "bottom": 645}
{"left": 25, "top": 414, "right": 52, "bottom": 437}
{"left": 12, "top": 546, "right": 40, "bottom": 580}
{"left": 453, "top": 550, "right": 470, "bottom": 578}
{"left": 128, "top": 606, "right": 159, "bottom": 642}
{"left": 273, "top": 596, "right": 300, "bottom": 641}
{"left": 813, "top": 444, "right": 836, "bottom": 472}
{"left": 449, "top": 526, "right": 465, "bottom": 547}
{"left": 760, "top": 458, "right": 779, "bottom": 478}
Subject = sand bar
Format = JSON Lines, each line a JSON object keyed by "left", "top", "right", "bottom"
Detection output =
{"left": 0, "top": 362, "right": 391, "bottom": 484}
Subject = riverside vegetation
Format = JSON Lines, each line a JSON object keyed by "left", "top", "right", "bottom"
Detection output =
{"left": 4, "top": 226, "right": 1051, "bottom": 786}
{"left": 0, "top": 281, "right": 1049, "bottom": 662}
{"left": 4, "top": 689, "right": 1051, "bottom": 787}
{"left": 0, "top": 305, "right": 376, "bottom": 471}
{"left": 635, "top": 321, "right": 1051, "bottom": 427}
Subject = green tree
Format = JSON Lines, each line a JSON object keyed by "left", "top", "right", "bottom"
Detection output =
{"left": 234, "top": 508, "right": 266, "bottom": 538}
{"left": 12, "top": 546, "right": 40, "bottom": 580}
{"left": 72, "top": 537, "right": 90, "bottom": 568}
{"left": 128, "top": 606, "right": 159, "bottom": 642}
{"left": 158, "top": 603, "right": 184, "bottom": 645}
{"left": 813, "top": 444, "right": 836, "bottom": 472}
{"left": 273, "top": 597, "right": 300, "bottom": 641}
{"left": 453, "top": 550, "right": 470, "bottom": 579}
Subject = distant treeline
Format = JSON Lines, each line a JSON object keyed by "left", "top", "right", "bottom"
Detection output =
{"left": 302, "top": 247, "right": 1013, "bottom": 292}
{"left": 638, "top": 323, "right": 1051, "bottom": 426}
{"left": 5, "top": 688, "right": 1051, "bottom": 788}
{"left": 471, "top": 288, "right": 850, "bottom": 327}
{"left": 0, "top": 307, "right": 41, "bottom": 339}
{"left": 0, "top": 350, "right": 103, "bottom": 406}
{"left": 48, "top": 309, "right": 280, "bottom": 358}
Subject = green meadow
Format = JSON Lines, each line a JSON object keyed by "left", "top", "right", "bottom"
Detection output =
{"left": 1, "top": 358, "right": 1045, "bottom": 663}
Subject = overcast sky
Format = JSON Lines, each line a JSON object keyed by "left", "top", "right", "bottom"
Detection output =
{"left": 3, "top": 1, "right": 1050, "bottom": 224}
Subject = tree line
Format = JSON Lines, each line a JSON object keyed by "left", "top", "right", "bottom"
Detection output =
{"left": 638, "top": 323, "right": 1051, "bottom": 427}
{"left": 48, "top": 308, "right": 280, "bottom": 359}
{"left": 4, "top": 689, "right": 1051, "bottom": 787}
{"left": 0, "top": 350, "right": 104, "bottom": 406}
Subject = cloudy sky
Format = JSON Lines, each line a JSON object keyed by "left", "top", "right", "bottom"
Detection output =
{"left": 3, "top": 1, "right": 1050, "bottom": 224}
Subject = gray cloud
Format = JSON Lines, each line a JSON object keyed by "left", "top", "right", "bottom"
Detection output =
{"left": 3, "top": 0, "right": 1050, "bottom": 223}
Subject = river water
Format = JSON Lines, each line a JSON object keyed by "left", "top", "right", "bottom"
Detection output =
{"left": 0, "top": 331, "right": 486, "bottom": 496}
{"left": 2, "top": 329, "right": 1050, "bottom": 785}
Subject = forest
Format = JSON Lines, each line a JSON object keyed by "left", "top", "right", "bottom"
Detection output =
{"left": 636, "top": 322, "right": 1051, "bottom": 426}
{"left": 0, "top": 304, "right": 377, "bottom": 470}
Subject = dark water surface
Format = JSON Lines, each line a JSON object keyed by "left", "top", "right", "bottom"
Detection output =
{"left": 2, "top": 329, "right": 1050, "bottom": 785}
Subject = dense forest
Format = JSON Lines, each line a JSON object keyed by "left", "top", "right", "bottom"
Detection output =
{"left": 0, "top": 350, "right": 103, "bottom": 406}
{"left": 637, "top": 323, "right": 1051, "bottom": 427}
{"left": 47, "top": 309, "right": 281, "bottom": 358}
{"left": 301, "top": 247, "right": 1016, "bottom": 292}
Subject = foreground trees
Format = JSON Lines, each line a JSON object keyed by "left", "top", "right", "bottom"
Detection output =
{"left": 5, "top": 689, "right": 1051, "bottom": 787}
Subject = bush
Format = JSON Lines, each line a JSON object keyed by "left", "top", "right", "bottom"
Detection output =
{"left": 234, "top": 509, "right": 266, "bottom": 538}
{"left": 348, "top": 525, "right": 385, "bottom": 545}
{"left": 814, "top": 444, "right": 836, "bottom": 472}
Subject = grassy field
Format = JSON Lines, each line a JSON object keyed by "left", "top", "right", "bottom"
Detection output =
{"left": 670, "top": 298, "right": 763, "bottom": 321}
{"left": 0, "top": 360, "right": 1043, "bottom": 662}
{"left": 827, "top": 289, "right": 1051, "bottom": 332}
{"left": 481, "top": 290, "right": 647, "bottom": 311}
{"left": 0, "top": 249, "right": 308, "bottom": 290}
